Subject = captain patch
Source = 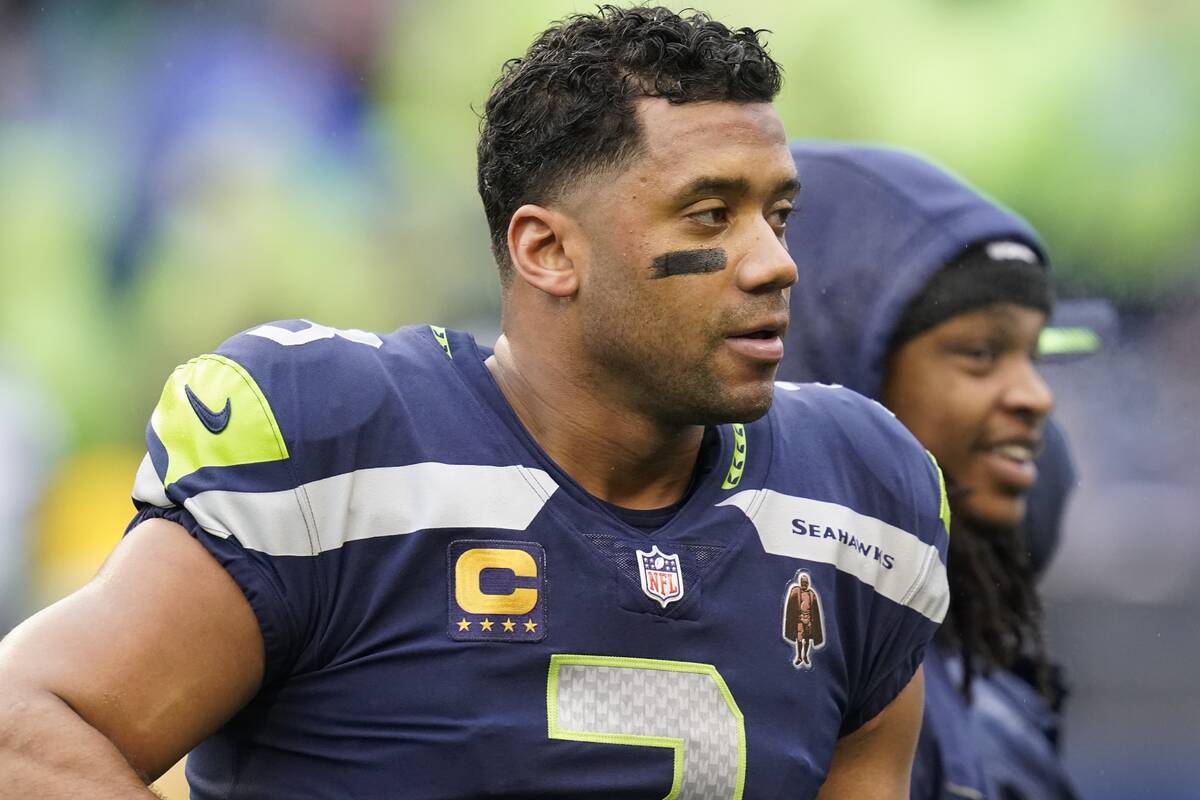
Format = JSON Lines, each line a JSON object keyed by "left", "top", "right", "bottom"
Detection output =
{"left": 448, "top": 540, "right": 546, "bottom": 642}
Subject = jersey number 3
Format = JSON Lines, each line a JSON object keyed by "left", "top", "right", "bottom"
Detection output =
{"left": 548, "top": 654, "right": 747, "bottom": 799}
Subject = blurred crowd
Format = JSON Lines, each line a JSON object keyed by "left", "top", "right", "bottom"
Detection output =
{"left": 1, "top": 1, "right": 1197, "bottom": 797}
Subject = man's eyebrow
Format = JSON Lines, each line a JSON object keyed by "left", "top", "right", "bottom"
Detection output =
{"left": 678, "top": 176, "right": 751, "bottom": 199}
{"left": 675, "top": 175, "right": 801, "bottom": 200}
{"left": 775, "top": 177, "right": 801, "bottom": 200}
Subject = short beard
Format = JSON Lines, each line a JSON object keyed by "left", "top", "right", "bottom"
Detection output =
{"left": 580, "top": 300, "right": 773, "bottom": 426}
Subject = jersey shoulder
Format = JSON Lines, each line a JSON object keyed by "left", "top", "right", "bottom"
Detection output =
{"left": 143, "top": 320, "right": 454, "bottom": 492}
{"left": 769, "top": 381, "right": 950, "bottom": 544}
{"left": 771, "top": 380, "right": 916, "bottom": 460}
{"left": 726, "top": 383, "right": 950, "bottom": 732}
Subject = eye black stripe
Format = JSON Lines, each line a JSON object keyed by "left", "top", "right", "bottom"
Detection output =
{"left": 650, "top": 248, "right": 727, "bottom": 278}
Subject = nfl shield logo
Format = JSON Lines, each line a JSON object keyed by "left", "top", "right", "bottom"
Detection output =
{"left": 636, "top": 545, "right": 685, "bottom": 608}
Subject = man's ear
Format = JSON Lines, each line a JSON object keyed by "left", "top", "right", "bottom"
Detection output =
{"left": 506, "top": 204, "right": 580, "bottom": 298}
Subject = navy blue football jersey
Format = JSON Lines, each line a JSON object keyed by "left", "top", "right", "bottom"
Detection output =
{"left": 130, "top": 320, "right": 950, "bottom": 799}
{"left": 912, "top": 648, "right": 1080, "bottom": 800}
{"left": 968, "top": 660, "right": 1080, "bottom": 800}
{"left": 911, "top": 648, "right": 989, "bottom": 800}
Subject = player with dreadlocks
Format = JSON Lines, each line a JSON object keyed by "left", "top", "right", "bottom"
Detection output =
{"left": 780, "top": 142, "right": 1080, "bottom": 799}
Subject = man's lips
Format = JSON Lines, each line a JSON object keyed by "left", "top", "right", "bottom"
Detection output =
{"left": 726, "top": 314, "right": 788, "bottom": 340}
{"left": 726, "top": 316, "right": 788, "bottom": 362}
{"left": 977, "top": 438, "right": 1042, "bottom": 491}
{"left": 725, "top": 334, "right": 784, "bottom": 362}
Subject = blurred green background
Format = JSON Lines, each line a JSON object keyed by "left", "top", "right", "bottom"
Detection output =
{"left": 3, "top": 0, "right": 1198, "bottom": 452}
{"left": 1, "top": 2, "right": 1197, "bottom": 797}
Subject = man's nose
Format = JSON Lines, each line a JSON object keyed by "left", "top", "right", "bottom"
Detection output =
{"left": 1003, "top": 358, "right": 1055, "bottom": 419}
{"left": 736, "top": 219, "right": 797, "bottom": 294}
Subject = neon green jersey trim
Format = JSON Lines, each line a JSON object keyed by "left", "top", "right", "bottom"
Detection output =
{"left": 927, "top": 450, "right": 951, "bottom": 536}
{"left": 430, "top": 325, "right": 453, "bottom": 359}
{"left": 721, "top": 424, "right": 747, "bottom": 489}
{"left": 151, "top": 354, "right": 289, "bottom": 487}
{"left": 547, "top": 654, "right": 747, "bottom": 800}
{"left": 1038, "top": 326, "right": 1101, "bottom": 357}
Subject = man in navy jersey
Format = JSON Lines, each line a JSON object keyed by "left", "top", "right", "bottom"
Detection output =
{"left": 0, "top": 8, "right": 948, "bottom": 798}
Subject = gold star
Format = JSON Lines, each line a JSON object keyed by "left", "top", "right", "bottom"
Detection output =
{"left": 480, "top": 618, "right": 494, "bottom": 632}
{"left": 502, "top": 618, "right": 516, "bottom": 632}
{"left": 456, "top": 618, "right": 471, "bottom": 632}
{"left": 523, "top": 619, "right": 538, "bottom": 633}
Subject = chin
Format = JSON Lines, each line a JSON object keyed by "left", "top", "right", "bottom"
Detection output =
{"left": 963, "top": 494, "right": 1027, "bottom": 534}
{"left": 712, "top": 381, "right": 776, "bottom": 424}
{"left": 656, "top": 369, "right": 776, "bottom": 426}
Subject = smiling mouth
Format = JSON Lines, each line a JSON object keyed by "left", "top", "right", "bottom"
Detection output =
{"left": 990, "top": 442, "right": 1039, "bottom": 463}
{"left": 978, "top": 440, "right": 1041, "bottom": 491}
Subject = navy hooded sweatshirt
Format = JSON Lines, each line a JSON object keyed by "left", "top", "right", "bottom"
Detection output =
{"left": 779, "top": 142, "right": 1078, "bottom": 800}
{"left": 779, "top": 140, "right": 1047, "bottom": 399}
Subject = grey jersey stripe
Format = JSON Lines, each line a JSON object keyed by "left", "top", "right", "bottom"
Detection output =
{"left": 139, "top": 462, "right": 558, "bottom": 556}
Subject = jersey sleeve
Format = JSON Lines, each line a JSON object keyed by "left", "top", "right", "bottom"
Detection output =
{"left": 737, "top": 385, "right": 951, "bottom": 738}
{"left": 834, "top": 393, "right": 951, "bottom": 735}
{"left": 127, "top": 321, "right": 345, "bottom": 684}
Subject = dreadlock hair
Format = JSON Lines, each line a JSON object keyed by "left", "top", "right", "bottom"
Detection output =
{"left": 939, "top": 478, "right": 1055, "bottom": 702}
{"left": 476, "top": 5, "right": 782, "bottom": 286}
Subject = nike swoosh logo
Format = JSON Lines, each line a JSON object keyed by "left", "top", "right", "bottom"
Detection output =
{"left": 185, "top": 384, "right": 231, "bottom": 434}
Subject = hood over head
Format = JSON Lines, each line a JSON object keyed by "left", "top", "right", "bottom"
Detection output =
{"left": 780, "top": 141, "right": 1047, "bottom": 399}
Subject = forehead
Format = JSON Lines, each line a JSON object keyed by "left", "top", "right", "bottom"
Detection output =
{"left": 935, "top": 304, "right": 1049, "bottom": 335}
{"left": 624, "top": 98, "right": 794, "bottom": 190}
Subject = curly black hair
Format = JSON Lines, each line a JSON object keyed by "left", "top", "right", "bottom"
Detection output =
{"left": 477, "top": 5, "right": 782, "bottom": 283}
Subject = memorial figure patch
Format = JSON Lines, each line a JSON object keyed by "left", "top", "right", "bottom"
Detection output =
{"left": 782, "top": 570, "right": 825, "bottom": 669}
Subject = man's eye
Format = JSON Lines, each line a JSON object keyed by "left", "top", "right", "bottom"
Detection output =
{"left": 958, "top": 346, "right": 998, "bottom": 364}
{"left": 769, "top": 206, "right": 795, "bottom": 231}
{"left": 689, "top": 207, "right": 729, "bottom": 225}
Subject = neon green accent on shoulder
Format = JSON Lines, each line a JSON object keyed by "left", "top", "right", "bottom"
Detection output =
{"left": 1038, "top": 326, "right": 1101, "bottom": 357}
{"left": 927, "top": 450, "right": 951, "bottom": 536}
{"left": 721, "top": 423, "right": 747, "bottom": 489}
{"left": 151, "top": 354, "right": 289, "bottom": 487}
{"left": 430, "top": 325, "right": 452, "bottom": 359}
{"left": 547, "top": 654, "right": 746, "bottom": 800}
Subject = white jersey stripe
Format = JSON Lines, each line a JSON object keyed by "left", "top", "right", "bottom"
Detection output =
{"left": 719, "top": 490, "right": 949, "bottom": 623}
{"left": 158, "top": 462, "right": 557, "bottom": 557}
{"left": 132, "top": 453, "right": 172, "bottom": 508}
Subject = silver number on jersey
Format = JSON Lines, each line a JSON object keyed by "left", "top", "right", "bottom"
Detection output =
{"left": 248, "top": 321, "right": 382, "bottom": 349}
{"left": 548, "top": 654, "right": 746, "bottom": 799}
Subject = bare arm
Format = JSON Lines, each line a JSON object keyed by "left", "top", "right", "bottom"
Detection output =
{"left": 817, "top": 666, "right": 925, "bottom": 800}
{"left": 0, "top": 518, "right": 264, "bottom": 797}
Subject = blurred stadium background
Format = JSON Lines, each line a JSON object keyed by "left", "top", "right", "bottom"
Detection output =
{"left": 1, "top": 1, "right": 1196, "bottom": 797}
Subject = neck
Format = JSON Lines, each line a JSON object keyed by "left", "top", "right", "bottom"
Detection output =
{"left": 486, "top": 333, "right": 704, "bottom": 510}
